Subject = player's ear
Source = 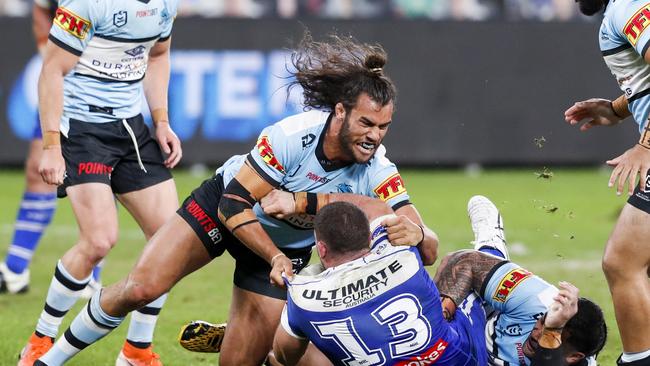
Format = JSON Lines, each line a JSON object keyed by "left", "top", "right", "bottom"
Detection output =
{"left": 316, "top": 241, "right": 327, "bottom": 260}
{"left": 565, "top": 351, "right": 585, "bottom": 365}
{"left": 334, "top": 103, "right": 346, "bottom": 121}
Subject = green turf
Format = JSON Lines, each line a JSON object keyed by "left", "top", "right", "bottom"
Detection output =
{"left": 0, "top": 167, "right": 625, "bottom": 365}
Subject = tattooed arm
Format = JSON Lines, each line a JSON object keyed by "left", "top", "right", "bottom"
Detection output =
{"left": 433, "top": 250, "right": 504, "bottom": 319}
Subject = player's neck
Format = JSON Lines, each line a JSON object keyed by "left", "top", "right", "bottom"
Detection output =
{"left": 324, "top": 249, "right": 370, "bottom": 268}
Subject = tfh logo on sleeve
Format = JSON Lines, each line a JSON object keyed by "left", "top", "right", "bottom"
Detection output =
{"left": 54, "top": 7, "right": 91, "bottom": 39}
{"left": 373, "top": 173, "right": 406, "bottom": 201}
{"left": 624, "top": 4, "right": 650, "bottom": 46}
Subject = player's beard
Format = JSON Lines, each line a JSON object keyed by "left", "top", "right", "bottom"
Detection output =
{"left": 338, "top": 115, "right": 377, "bottom": 164}
{"left": 575, "top": 0, "right": 606, "bottom": 16}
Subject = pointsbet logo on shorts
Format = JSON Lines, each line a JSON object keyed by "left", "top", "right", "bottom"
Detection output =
{"left": 624, "top": 4, "right": 650, "bottom": 46}
{"left": 256, "top": 135, "right": 285, "bottom": 173}
{"left": 54, "top": 7, "right": 91, "bottom": 39}
{"left": 373, "top": 173, "right": 406, "bottom": 201}
{"left": 492, "top": 268, "right": 532, "bottom": 303}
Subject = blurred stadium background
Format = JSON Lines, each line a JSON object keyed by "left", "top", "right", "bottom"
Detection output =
{"left": 0, "top": 0, "right": 634, "bottom": 364}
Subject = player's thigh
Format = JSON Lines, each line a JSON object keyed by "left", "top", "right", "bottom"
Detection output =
{"left": 116, "top": 178, "right": 178, "bottom": 239}
{"left": 128, "top": 214, "right": 213, "bottom": 292}
{"left": 220, "top": 286, "right": 287, "bottom": 366}
{"left": 67, "top": 183, "right": 118, "bottom": 245}
{"left": 605, "top": 203, "right": 650, "bottom": 273}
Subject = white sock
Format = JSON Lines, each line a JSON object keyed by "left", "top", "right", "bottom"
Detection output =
{"left": 621, "top": 349, "right": 650, "bottom": 362}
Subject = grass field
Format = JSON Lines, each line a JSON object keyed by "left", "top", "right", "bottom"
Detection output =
{"left": 0, "top": 167, "right": 626, "bottom": 365}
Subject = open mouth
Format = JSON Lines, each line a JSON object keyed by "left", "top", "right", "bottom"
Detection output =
{"left": 358, "top": 142, "right": 376, "bottom": 152}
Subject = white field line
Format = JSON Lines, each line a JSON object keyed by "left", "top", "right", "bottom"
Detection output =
{"left": 0, "top": 224, "right": 146, "bottom": 241}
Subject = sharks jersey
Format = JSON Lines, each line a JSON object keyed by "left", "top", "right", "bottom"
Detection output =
{"left": 481, "top": 262, "right": 558, "bottom": 366}
{"left": 600, "top": 0, "right": 650, "bottom": 131}
{"left": 215, "top": 110, "right": 411, "bottom": 250}
{"left": 48, "top": 0, "right": 177, "bottom": 134}
{"left": 280, "top": 218, "right": 488, "bottom": 366}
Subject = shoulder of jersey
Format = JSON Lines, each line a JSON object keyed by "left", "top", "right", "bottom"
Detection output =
{"left": 274, "top": 110, "right": 330, "bottom": 136}
{"left": 368, "top": 144, "right": 393, "bottom": 168}
{"left": 290, "top": 244, "right": 408, "bottom": 288}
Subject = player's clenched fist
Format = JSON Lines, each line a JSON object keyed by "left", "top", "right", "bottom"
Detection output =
{"left": 39, "top": 147, "right": 65, "bottom": 185}
{"left": 380, "top": 215, "right": 424, "bottom": 246}
{"left": 261, "top": 189, "right": 296, "bottom": 219}
{"left": 269, "top": 253, "right": 293, "bottom": 288}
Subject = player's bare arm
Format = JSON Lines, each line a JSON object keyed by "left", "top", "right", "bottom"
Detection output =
{"left": 261, "top": 191, "right": 438, "bottom": 263}
{"left": 218, "top": 161, "right": 293, "bottom": 286}
{"left": 433, "top": 250, "right": 502, "bottom": 318}
{"left": 144, "top": 38, "right": 182, "bottom": 168}
{"left": 527, "top": 282, "right": 580, "bottom": 366}
{"left": 38, "top": 41, "right": 80, "bottom": 185}
{"left": 272, "top": 324, "right": 309, "bottom": 366}
{"left": 564, "top": 96, "right": 627, "bottom": 131}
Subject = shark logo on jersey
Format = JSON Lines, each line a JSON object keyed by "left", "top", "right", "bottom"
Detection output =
{"left": 54, "top": 7, "right": 91, "bottom": 39}
{"left": 124, "top": 45, "right": 146, "bottom": 57}
{"left": 159, "top": 1, "right": 171, "bottom": 25}
{"left": 624, "top": 4, "right": 650, "bottom": 46}
{"left": 336, "top": 183, "right": 353, "bottom": 193}
{"left": 113, "top": 11, "right": 128, "bottom": 27}
{"left": 373, "top": 173, "right": 406, "bottom": 201}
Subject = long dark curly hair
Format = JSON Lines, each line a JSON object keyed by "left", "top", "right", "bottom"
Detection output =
{"left": 289, "top": 32, "right": 397, "bottom": 112}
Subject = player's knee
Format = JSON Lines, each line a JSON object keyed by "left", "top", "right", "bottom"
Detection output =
{"left": 602, "top": 243, "right": 629, "bottom": 280}
{"left": 80, "top": 233, "right": 118, "bottom": 261}
{"left": 123, "top": 277, "right": 166, "bottom": 309}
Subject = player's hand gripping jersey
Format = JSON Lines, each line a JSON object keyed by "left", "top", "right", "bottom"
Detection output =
{"left": 280, "top": 216, "right": 488, "bottom": 366}
{"left": 481, "top": 262, "right": 559, "bottom": 366}
{"left": 48, "top": 0, "right": 177, "bottom": 133}
{"left": 600, "top": 0, "right": 650, "bottom": 130}
{"left": 216, "top": 110, "right": 411, "bottom": 250}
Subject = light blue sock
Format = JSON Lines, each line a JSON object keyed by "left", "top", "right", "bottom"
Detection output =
{"left": 5, "top": 192, "right": 56, "bottom": 273}
{"left": 35, "top": 261, "right": 91, "bottom": 338}
{"left": 39, "top": 290, "right": 124, "bottom": 366}
{"left": 126, "top": 293, "right": 168, "bottom": 348}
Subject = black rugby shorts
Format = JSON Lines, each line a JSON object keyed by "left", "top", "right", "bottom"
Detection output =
{"left": 628, "top": 174, "right": 650, "bottom": 214}
{"left": 58, "top": 114, "right": 172, "bottom": 197}
{"left": 177, "top": 174, "right": 312, "bottom": 300}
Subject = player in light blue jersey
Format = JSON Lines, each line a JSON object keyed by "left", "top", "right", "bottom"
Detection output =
{"left": 274, "top": 201, "right": 487, "bottom": 366}
{"left": 564, "top": 1, "right": 650, "bottom": 364}
{"left": 46, "top": 33, "right": 439, "bottom": 366}
{"left": 434, "top": 197, "right": 607, "bottom": 366}
{"left": 19, "top": 0, "right": 182, "bottom": 365}
{"left": 1, "top": 0, "right": 103, "bottom": 299}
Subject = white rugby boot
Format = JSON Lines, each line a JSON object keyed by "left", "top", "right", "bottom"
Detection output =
{"left": 467, "top": 195, "right": 509, "bottom": 260}
{"left": 0, "top": 262, "right": 29, "bottom": 294}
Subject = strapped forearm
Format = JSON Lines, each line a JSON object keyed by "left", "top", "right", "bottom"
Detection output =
{"left": 293, "top": 192, "right": 394, "bottom": 220}
{"left": 611, "top": 94, "right": 631, "bottom": 119}
{"left": 218, "top": 161, "right": 280, "bottom": 263}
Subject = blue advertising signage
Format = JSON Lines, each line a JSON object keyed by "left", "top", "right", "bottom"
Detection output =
{"left": 7, "top": 50, "right": 304, "bottom": 142}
